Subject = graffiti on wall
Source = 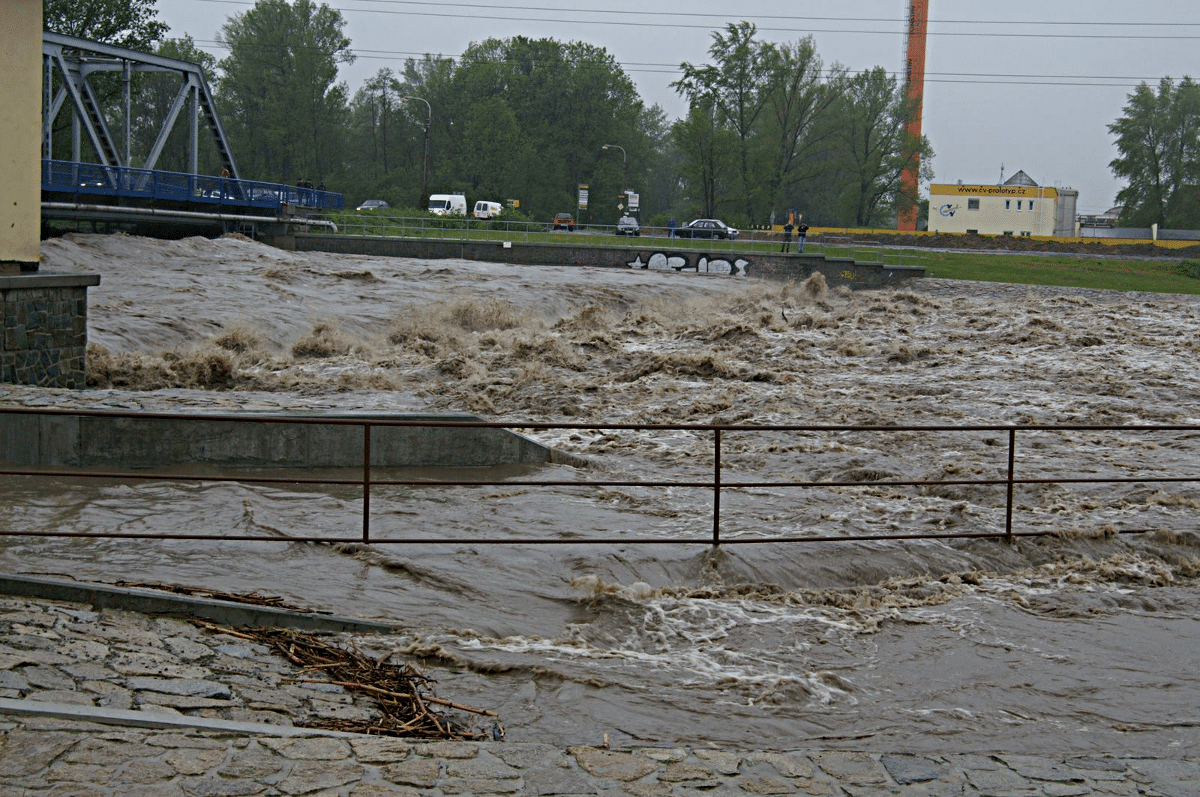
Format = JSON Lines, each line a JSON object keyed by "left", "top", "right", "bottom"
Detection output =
{"left": 626, "top": 252, "right": 750, "bottom": 275}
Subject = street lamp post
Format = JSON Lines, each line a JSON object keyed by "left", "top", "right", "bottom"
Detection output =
{"left": 601, "top": 143, "right": 628, "bottom": 198}
{"left": 404, "top": 96, "right": 431, "bottom": 208}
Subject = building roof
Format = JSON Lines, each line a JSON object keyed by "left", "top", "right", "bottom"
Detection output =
{"left": 1003, "top": 170, "right": 1039, "bottom": 187}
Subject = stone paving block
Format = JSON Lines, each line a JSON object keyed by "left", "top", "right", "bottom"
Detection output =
{"left": 62, "top": 661, "right": 119, "bottom": 680}
{"left": 259, "top": 736, "right": 353, "bottom": 760}
{"left": 411, "top": 740, "right": 482, "bottom": 759}
{"left": 999, "top": 754, "right": 1089, "bottom": 783}
{"left": 25, "top": 662, "right": 83, "bottom": 690}
{"left": 218, "top": 741, "right": 291, "bottom": 779}
{"left": 135, "top": 692, "right": 237, "bottom": 710}
{"left": 692, "top": 749, "right": 743, "bottom": 775}
{"left": 438, "top": 776, "right": 524, "bottom": 794}
{"left": 445, "top": 750, "right": 521, "bottom": 780}
{"left": 36, "top": 785, "right": 107, "bottom": 797}
{"left": 745, "top": 751, "right": 815, "bottom": 779}
{"left": 276, "top": 759, "right": 365, "bottom": 794}
{"left": 58, "top": 638, "right": 110, "bottom": 659}
{"left": 658, "top": 761, "right": 717, "bottom": 784}
{"left": 110, "top": 651, "right": 208, "bottom": 678}
{"left": 146, "top": 732, "right": 232, "bottom": 750}
{"left": 349, "top": 736, "right": 412, "bottom": 763}
{"left": 811, "top": 751, "right": 890, "bottom": 785}
{"left": 26, "top": 689, "right": 96, "bottom": 705}
{"left": 0, "top": 730, "right": 79, "bottom": 777}
{"left": 127, "top": 676, "right": 235, "bottom": 699}
{"left": 117, "top": 757, "right": 179, "bottom": 784}
{"left": 349, "top": 784, "right": 422, "bottom": 797}
{"left": 0, "top": 670, "right": 27, "bottom": 690}
{"left": 635, "top": 746, "right": 689, "bottom": 763}
{"left": 380, "top": 758, "right": 442, "bottom": 788}
{"left": 569, "top": 745, "right": 661, "bottom": 782}
{"left": 881, "top": 753, "right": 949, "bottom": 784}
{"left": 164, "top": 746, "right": 230, "bottom": 775}
{"left": 178, "top": 774, "right": 271, "bottom": 796}
{"left": 46, "top": 761, "right": 118, "bottom": 782}
{"left": 165, "top": 635, "right": 216, "bottom": 662}
{"left": 735, "top": 775, "right": 801, "bottom": 795}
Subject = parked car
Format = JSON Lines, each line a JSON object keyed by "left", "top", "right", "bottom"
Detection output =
{"left": 356, "top": 199, "right": 390, "bottom": 211}
{"left": 675, "top": 218, "right": 739, "bottom": 240}
{"left": 553, "top": 212, "right": 574, "bottom": 231}
{"left": 474, "top": 200, "right": 503, "bottom": 219}
{"left": 615, "top": 215, "right": 640, "bottom": 236}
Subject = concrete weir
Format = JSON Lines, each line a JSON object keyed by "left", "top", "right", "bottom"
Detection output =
{"left": 0, "top": 408, "right": 564, "bottom": 471}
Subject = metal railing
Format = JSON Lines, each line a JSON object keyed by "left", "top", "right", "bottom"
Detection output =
{"left": 1, "top": 407, "right": 1194, "bottom": 546}
{"left": 330, "top": 213, "right": 925, "bottom": 267}
{"left": 42, "top": 159, "right": 344, "bottom": 211}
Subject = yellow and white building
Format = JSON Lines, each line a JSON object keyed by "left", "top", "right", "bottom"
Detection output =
{"left": 929, "top": 171, "right": 1078, "bottom": 237}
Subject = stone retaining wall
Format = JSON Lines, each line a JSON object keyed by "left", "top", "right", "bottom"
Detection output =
{"left": 0, "top": 273, "right": 100, "bottom": 388}
{"left": 286, "top": 234, "right": 925, "bottom": 290}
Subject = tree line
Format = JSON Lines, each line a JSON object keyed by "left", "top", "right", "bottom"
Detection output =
{"left": 46, "top": 0, "right": 1197, "bottom": 230}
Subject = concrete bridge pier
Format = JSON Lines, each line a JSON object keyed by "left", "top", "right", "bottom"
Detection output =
{"left": 1, "top": 0, "right": 100, "bottom": 388}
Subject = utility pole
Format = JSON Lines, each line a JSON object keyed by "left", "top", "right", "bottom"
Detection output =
{"left": 601, "top": 143, "right": 628, "bottom": 212}
{"left": 404, "top": 96, "right": 431, "bottom": 209}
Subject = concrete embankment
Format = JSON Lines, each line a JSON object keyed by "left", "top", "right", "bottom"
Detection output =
{"left": 0, "top": 407, "right": 571, "bottom": 471}
{"left": 285, "top": 233, "right": 925, "bottom": 291}
{"left": 3, "top": 581, "right": 1198, "bottom": 796}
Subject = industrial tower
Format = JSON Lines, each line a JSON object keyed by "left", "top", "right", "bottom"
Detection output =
{"left": 898, "top": 0, "right": 929, "bottom": 231}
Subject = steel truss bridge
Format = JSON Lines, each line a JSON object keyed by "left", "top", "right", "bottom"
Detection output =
{"left": 40, "top": 32, "right": 342, "bottom": 236}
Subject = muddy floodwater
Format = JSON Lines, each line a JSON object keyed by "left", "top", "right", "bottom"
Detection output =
{"left": 2, "top": 232, "right": 1199, "bottom": 756}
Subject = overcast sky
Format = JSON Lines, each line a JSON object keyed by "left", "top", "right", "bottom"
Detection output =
{"left": 154, "top": 0, "right": 1198, "bottom": 216}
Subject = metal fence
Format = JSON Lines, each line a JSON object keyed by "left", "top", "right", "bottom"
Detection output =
{"left": 41, "top": 159, "right": 344, "bottom": 211}
{"left": 333, "top": 212, "right": 922, "bottom": 268}
{"left": 1, "top": 407, "right": 1194, "bottom": 546}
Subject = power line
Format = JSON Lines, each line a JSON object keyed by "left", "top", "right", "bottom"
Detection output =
{"left": 189, "top": 38, "right": 1177, "bottom": 89}
{"left": 187, "top": 0, "right": 1200, "bottom": 39}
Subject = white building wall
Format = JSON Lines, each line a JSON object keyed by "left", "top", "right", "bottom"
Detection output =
{"left": 930, "top": 184, "right": 1060, "bottom": 236}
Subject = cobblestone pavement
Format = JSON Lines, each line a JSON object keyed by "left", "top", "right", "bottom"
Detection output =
{"left": 3, "top": 594, "right": 1199, "bottom": 796}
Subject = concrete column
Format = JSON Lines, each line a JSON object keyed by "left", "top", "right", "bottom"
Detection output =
{"left": 0, "top": 0, "right": 43, "bottom": 273}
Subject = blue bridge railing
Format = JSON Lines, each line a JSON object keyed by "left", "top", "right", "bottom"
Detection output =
{"left": 41, "top": 159, "right": 344, "bottom": 212}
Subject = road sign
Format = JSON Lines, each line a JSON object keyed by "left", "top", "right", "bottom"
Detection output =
{"left": 578, "top": 184, "right": 588, "bottom": 209}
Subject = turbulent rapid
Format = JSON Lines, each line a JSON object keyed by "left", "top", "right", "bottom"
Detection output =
{"left": 2, "top": 232, "right": 1199, "bottom": 756}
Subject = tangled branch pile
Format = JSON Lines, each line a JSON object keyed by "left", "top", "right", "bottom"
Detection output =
{"left": 194, "top": 621, "right": 495, "bottom": 740}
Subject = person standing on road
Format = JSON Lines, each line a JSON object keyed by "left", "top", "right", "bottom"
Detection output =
{"left": 668, "top": 218, "right": 676, "bottom": 238}
{"left": 797, "top": 217, "right": 810, "bottom": 252}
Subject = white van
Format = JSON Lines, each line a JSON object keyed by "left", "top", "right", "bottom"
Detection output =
{"left": 427, "top": 193, "right": 466, "bottom": 216}
{"left": 473, "top": 200, "right": 503, "bottom": 220}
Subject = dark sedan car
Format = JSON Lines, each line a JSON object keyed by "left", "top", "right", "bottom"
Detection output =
{"left": 675, "top": 218, "right": 739, "bottom": 240}
{"left": 615, "top": 215, "right": 640, "bottom": 236}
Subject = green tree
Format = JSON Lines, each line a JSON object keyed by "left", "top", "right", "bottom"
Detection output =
{"left": 670, "top": 93, "right": 739, "bottom": 220}
{"left": 1109, "top": 77, "right": 1200, "bottom": 228}
{"left": 126, "top": 37, "right": 220, "bottom": 174}
{"left": 440, "top": 36, "right": 646, "bottom": 220}
{"left": 828, "top": 67, "right": 932, "bottom": 227}
{"left": 44, "top": 0, "right": 167, "bottom": 50}
{"left": 760, "top": 37, "right": 844, "bottom": 223}
{"left": 674, "top": 22, "right": 775, "bottom": 223}
{"left": 216, "top": 0, "right": 353, "bottom": 185}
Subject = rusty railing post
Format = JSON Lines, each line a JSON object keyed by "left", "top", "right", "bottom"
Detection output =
{"left": 1005, "top": 427, "right": 1016, "bottom": 542}
{"left": 363, "top": 422, "right": 372, "bottom": 543}
{"left": 713, "top": 428, "right": 722, "bottom": 547}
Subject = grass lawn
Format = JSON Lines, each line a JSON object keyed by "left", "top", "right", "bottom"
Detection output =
{"left": 329, "top": 211, "right": 1200, "bottom": 296}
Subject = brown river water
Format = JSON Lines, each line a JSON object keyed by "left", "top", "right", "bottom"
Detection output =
{"left": 2, "top": 232, "right": 1199, "bottom": 755}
